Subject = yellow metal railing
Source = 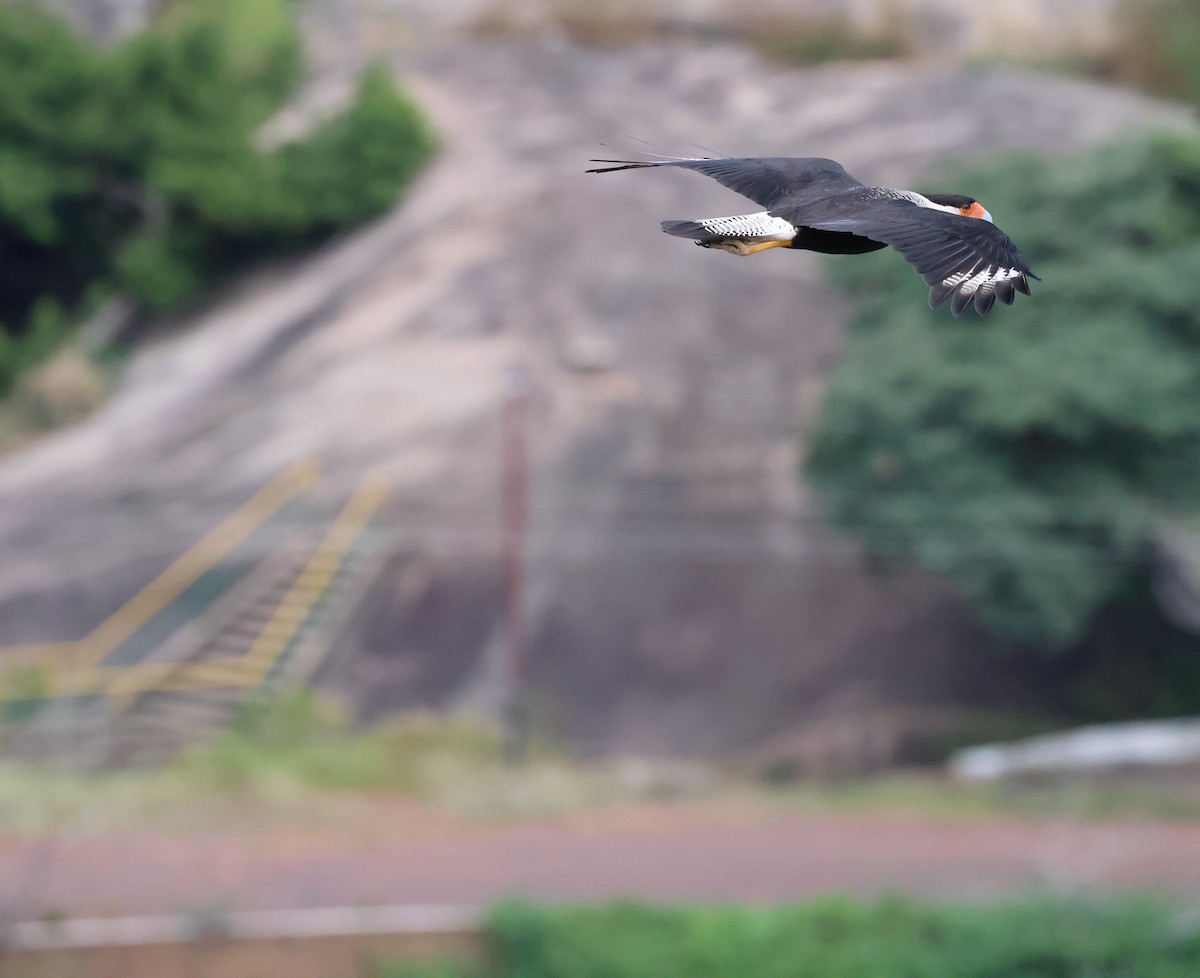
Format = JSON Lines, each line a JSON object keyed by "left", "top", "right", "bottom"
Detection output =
{"left": 0, "top": 472, "right": 389, "bottom": 710}
{"left": 238, "top": 477, "right": 390, "bottom": 686}
{"left": 0, "top": 459, "right": 321, "bottom": 699}
{"left": 106, "top": 477, "right": 391, "bottom": 701}
{"left": 69, "top": 464, "right": 320, "bottom": 671}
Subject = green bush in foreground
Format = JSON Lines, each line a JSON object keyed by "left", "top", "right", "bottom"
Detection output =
{"left": 379, "top": 896, "right": 1200, "bottom": 978}
{"left": 804, "top": 134, "right": 1200, "bottom": 651}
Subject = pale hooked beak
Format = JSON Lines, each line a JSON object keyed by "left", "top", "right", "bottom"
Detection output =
{"left": 964, "top": 201, "right": 993, "bottom": 222}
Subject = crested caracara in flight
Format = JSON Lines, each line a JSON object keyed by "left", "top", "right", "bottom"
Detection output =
{"left": 587, "top": 154, "right": 1038, "bottom": 317}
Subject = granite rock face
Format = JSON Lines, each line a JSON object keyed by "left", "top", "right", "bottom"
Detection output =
{"left": 0, "top": 36, "right": 1189, "bottom": 762}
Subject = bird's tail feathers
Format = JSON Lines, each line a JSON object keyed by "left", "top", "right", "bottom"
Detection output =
{"left": 660, "top": 219, "right": 713, "bottom": 241}
{"left": 586, "top": 158, "right": 698, "bottom": 174}
{"left": 587, "top": 136, "right": 724, "bottom": 174}
{"left": 661, "top": 212, "right": 796, "bottom": 243}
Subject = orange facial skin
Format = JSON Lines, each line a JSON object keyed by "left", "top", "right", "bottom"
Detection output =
{"left": 960, "top": 201, "right": 989, "bottom": 220}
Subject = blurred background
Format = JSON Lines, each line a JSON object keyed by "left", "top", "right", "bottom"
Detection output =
{"left": 1, "top": 0, "right": 1200, "bottom": 974}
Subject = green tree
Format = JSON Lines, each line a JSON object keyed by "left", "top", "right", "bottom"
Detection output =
{"left": 0, "top": 0, "right": 434, "bottom": 392}
{"left": 805, "top": 135, "right": 1200, "bottom": 650}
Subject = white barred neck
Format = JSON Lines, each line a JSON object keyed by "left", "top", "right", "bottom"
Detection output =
{"left": 874, "top": 189, "right": 993, "bottom": 223}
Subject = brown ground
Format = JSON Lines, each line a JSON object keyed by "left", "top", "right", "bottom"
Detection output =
{"left": 5, "top": 797, "right": 1200, "bottom": 919}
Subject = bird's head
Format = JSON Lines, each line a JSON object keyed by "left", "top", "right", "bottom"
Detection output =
{"left": 926, "top": 193, "right": 992, "bottom": 223}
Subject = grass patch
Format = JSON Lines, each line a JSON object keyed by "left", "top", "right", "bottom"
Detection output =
{"left": 468, "top": 0, "right": 663, "bottom": 46}
{"left": 175, "top": 693, "right": 503, "bottom": 796}
{"left": 6, "top": 693, "right": 1200, "bottom": 834}
{"left": 177, "top": 692, "right": 717, "bottom": 816}
{"left": 744, "top": 12, "right": 911, "bottom": 66}
{"left": 470, "top": 0, "right": 662, "bottom": 47}
{"left": 764, "top": 771, "right": 1200, "bottom": 822}
{"left": 0, "top": 692, "right": 721, "bottom": 833}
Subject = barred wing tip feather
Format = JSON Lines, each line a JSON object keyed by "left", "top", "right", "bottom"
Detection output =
{"left": 807, "top": 210, "right": 1040, "bottom": 318}
{"left": 928, "top": 264, "right": 1036, "bottom": 317}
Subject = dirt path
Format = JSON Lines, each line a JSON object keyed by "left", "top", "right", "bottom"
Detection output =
{"left": 5, "top": 798, "right": 1200, "bottom": 918}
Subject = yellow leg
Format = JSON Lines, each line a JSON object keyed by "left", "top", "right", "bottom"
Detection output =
{"left": 743, "top": 239, "right": 792, "bottom": 254}
{"left": 706, "top": 238, "right": 793, "bottom": 256}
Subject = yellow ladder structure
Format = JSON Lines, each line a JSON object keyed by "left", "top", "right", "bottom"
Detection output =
{"left": 0, "top": 458, "right": 321, "bottom": 682}
{"left": 105, "top": 477, "right": 391, "bottom": 701}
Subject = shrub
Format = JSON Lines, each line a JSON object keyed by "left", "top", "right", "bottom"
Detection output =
{"left": 375, "top": 897, "right": 1200, "bottom": 978}
{"left": 804, "top": 134, "right": 1200, "bottom": 651}
{"left": 747, "top": 13, "right": 911, "bottom": 66}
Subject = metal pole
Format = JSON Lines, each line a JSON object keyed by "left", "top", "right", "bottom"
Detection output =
{"left": 501, "top": 363, "right": 530, "bottom": 765}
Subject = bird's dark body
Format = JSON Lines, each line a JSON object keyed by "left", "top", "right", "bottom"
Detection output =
{"left": 659, "top": 217, "right": 886, "bottom": 254}
{"left": 586, "top": 153, "right": 1038, "bottom": 317}
{"left": 791, "top": 227, "right": 888, "bottom": 255}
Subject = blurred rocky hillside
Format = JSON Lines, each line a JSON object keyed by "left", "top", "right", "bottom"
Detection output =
{"left": 0, "top": 1, "right": 1191, "bottom": 767}
{"left": 44, "top": 0, "right": 1126, "bottom": 60}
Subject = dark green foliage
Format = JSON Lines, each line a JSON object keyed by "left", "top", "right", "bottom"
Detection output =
{"left": 1064, "top": 574, "right": 1200, "bottom": 721}
{"left": 274, "top": 65, "right": 436, "bottom": 234}
{"left": 0, "top": 0, "right": 434, "bottom": 392}
{"left": 0, "top": 299, "right": 73, "bottom": 385}
{"left": 804, "top": 135, "right": 1200, "bottom": 650}
{"left": 427, "top": 897, "right": 1200, "bottom": 978}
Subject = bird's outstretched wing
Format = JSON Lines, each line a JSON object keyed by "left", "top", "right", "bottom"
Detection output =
{"left": 586, "top": 156, "right": 866, "bottom": 210}
{"left": 776, "top": 196, "right": 1038, "bottom": 316}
